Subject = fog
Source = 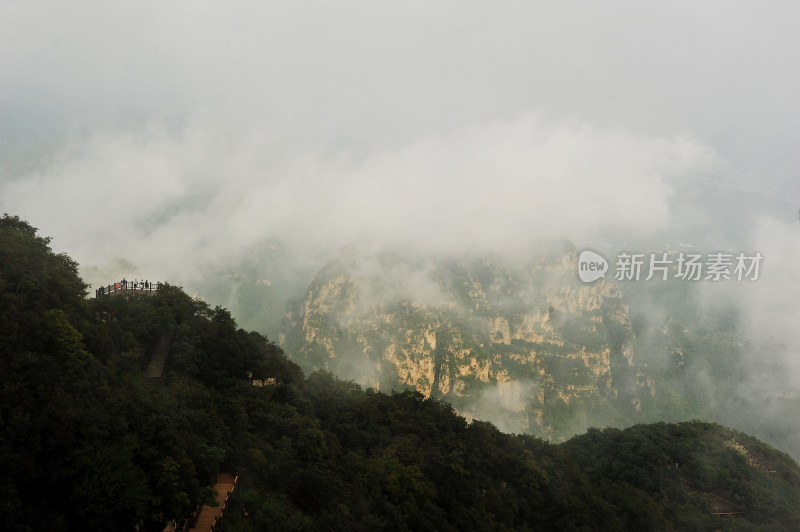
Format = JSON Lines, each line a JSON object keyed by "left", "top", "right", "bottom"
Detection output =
{"left": 3, "top": 2, "right": 798, "bottom": 265}
{"left": 2, "top": 2, "right": 800, "bottom": 452}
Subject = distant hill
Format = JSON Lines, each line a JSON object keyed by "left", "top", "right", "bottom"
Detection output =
{"left": 2, "top": 214, "right": 799, "bottom": 531}
{"left": 280, "top": 245, "right": 648, "bottom": 438}
{"left": 279, "top": 245, "right": 800, "bottom": 464}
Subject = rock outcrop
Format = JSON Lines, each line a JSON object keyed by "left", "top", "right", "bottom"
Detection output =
{"left": 280, "top": 245, "right": 653, "bottom": 438}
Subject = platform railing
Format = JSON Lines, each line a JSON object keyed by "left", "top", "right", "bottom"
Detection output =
{"left": 95, "top": 280, "right": 162, "bottom": 298}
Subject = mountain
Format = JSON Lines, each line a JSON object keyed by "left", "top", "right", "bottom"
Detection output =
{"left": 280, "top": 244, "right": 655, "bottom": 437}
{"left": 279, "top": 244, "right": 800, "bottom": 463}
{"left": 3, "top": 214, "right": 800, "bottom": 531}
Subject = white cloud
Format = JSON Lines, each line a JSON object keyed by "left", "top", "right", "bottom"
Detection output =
{"left": 0, "top": 113, "right": 725, "bottom": 290}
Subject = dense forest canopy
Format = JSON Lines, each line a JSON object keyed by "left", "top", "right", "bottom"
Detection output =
{"left": 1, "top": 214, "right": 799, "bottom": 531}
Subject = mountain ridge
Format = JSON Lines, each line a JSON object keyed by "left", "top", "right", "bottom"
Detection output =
{"left": 3, "top": 214, "right": 800, "bottom": 530}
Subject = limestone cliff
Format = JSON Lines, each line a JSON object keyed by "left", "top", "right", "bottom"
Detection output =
{"left": 280, "top": 246, "right": 654, "bottom": 438}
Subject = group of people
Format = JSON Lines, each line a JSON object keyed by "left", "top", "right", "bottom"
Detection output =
{"left": 121, "top": 278, "right": 155, "bottom": 290}
{"left": 95, "top": 278, "right": 160, "bottom": 297}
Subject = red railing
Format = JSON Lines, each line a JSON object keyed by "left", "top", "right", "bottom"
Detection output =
{"left": 95, "top": 280, "right": 161, "bottom": 298}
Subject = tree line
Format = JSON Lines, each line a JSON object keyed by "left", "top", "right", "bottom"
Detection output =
{"left": 1, "top": 214, "right": 799, "bottom": 531}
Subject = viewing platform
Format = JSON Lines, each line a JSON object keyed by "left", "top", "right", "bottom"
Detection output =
{"left": 95, "top": 279, "right": 161, "bottom": 298}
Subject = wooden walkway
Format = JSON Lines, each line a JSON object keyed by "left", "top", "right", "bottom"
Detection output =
{"left": 146, "top": 334, "right": 171, "bottom": 378}
{"left": 145, "top": 333, "right": 172, "bottom": 387}
{"left": 680, "top": 477, "right": 743, "bottom": 517}
{"left": 186, "top": 473, "right": 237, "bottom": 532}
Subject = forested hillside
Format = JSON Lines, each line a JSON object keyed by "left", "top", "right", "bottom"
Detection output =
{"left": 2, "top": 214, "right": 799, "bottom": 531}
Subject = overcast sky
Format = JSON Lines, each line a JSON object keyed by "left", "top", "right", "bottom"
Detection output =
{"left": 1, "top": 1, "right": 799, "bottom": 282}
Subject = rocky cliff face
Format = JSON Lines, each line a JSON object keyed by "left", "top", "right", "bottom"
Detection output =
{"left": 280, "top": 245, "right": 654, "bottom": 438}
